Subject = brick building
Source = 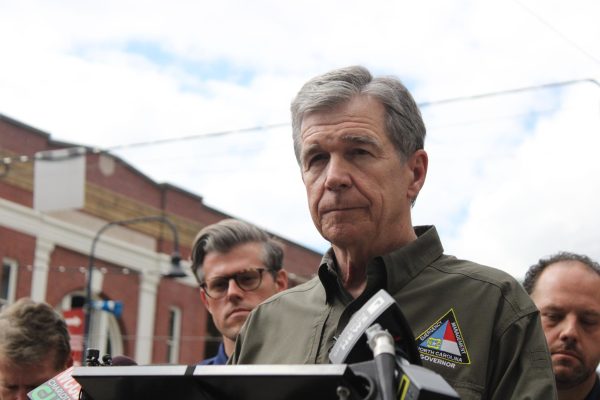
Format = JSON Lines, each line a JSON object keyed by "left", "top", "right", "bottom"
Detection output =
{"left": 0, "top": 113, "right": 322, "bottom": 365}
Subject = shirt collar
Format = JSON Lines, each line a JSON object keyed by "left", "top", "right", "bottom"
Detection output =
{"left": 318, "top": 249, "right": 350, "bottom": 305}
{"left": 317, "top": 226, "right": 443, "bottom": 303}
{"left": 381, "top": 225, "right": 444, "bottom": 291}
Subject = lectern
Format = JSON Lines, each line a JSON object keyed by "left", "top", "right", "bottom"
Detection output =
{"left": 73, "top": 362, "right": 459, "bottom": 400}
{"left": 73, "top": 364, "right": 371, "bottom": 400}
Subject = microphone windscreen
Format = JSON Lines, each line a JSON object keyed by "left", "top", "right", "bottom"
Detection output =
{"left": 329, "top": 289, "right": 420, "bottom": 365}
{"left": 111, "top": 355, "right": 137, "bottom": 366}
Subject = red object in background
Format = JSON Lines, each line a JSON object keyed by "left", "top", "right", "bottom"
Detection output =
{"left": 63, "top": 309, "right": 84, "bottom": 366}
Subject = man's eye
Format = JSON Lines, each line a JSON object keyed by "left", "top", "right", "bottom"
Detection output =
{"left": 208, "top": 280, "right": 228, "bottom": 292}
{"left": 543, "top": 313, "right": 562, "bottom": 322}
{"left": 307, "top": 154, "right": 328, "bottom": 166}
{"left": 581, "top": 317, "right": 599, "bottom": 327}
{"left": 238, "top": 274, "right": 258, "bottom": 285}
{"left": 350, "top": 148, "right": 371, "bottom": 156}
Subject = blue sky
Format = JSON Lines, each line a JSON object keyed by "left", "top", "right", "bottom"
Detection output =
{"left": 122, "top": 41, "right": 256, "bottom": 87}
{"left": 0, "top": 0, "right": 599, "bottom": 279}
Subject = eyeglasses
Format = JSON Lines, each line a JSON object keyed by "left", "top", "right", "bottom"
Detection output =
{"left": 200, "top": 268, "right": 270, "bottom": 299}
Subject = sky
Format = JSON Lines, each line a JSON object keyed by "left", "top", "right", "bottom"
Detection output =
{"left": 0, "top": 0, "right": 599, "bottom": 279}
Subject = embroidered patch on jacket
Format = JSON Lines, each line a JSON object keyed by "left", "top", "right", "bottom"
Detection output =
{"left": 415, "top": 308, "right": 471, "bottom": 366}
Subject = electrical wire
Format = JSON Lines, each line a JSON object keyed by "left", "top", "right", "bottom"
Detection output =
{"left": 417, "top": 78, "right": 599, "bottom": 108}
{"left": 105, "top": 122, "right": 289, "bottom": 152}
{"left": 1, "top": 78, "right": 598, "bottom": 172}
{"left": 513, "top": 0, "right": 600, "bottom": 68}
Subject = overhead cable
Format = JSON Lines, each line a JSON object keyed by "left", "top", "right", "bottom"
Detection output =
{"left": 1, "top": 78, "right": 598, "bottom": 173}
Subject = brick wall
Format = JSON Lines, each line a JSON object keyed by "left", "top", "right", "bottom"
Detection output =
{"left": 0, "top": 226, "right": 36, "bottom": 299}
{"left": 154, "top": 279, "right": 208, "bottom": 364}
{"left": 1, "top": 113, "right": 323, "bottom": 364}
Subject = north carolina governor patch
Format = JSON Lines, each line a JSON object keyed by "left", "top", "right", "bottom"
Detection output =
{"left": 416, "top": 308, "right": 471, "bottom": 365}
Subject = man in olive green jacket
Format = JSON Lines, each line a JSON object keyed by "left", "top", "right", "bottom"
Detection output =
{"left": 232, "top": 65, "right": 557, "bottom": 400}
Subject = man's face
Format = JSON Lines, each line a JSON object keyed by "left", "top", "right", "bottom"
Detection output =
{"left": 530, "top": 261, "right": 600, "bottom": 390}
{"left": 299, "top": 95, "right": 426, "bottom": 254}
{"left": 0, "top": 353, "right": 66, "bottom": 400}
{"left": 200, "top": 242, "right": 287, "bottom": 343}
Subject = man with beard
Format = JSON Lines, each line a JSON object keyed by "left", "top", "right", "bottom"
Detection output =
{"left": 524, "top": 252, "right": 600, "bottom": 400}
{"left": 191, "top": 219, "right": 288, "bottom": 364}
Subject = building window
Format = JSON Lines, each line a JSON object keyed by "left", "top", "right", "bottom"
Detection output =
{"left": 0, "top": 258, "right": 17, "bottom": 308}
{"left": 166, "top": 307, "right": 181, "bottom": 364}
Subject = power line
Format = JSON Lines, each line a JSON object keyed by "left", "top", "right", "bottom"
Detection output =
{"left": 1, "top": 78, "right": 598, "bottom": 173}
{"left": 105, "top": 122, "right": 290, "bottom": 152}
{"left": 103, "top": 78, "right": 600, "bottom": 152}
{"left": 417, "top": 78, "right": 600, "bottom": 108}
{"left": 513, "top": 0, "right": 600, "bottom": 68}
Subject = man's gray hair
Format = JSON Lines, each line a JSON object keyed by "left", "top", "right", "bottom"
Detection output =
{"left": 190, "top": 218, "right": 284, "bottom": 284}
{"left": 523, "top": 251, "right": 600, "bottom": 294}
{"left": 291, "top": 65, "right": 426, "bottom": 164}
{"left": 0, "top": 298, "right": 71, "bottom": 369}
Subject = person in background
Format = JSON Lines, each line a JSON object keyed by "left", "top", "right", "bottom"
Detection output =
{"left": 191, "top": 218, "right": 288, "bottom": 364}
{"left": 231, "top": 65, "right": 557, "bottom": 399}
{"left": 0, "top": 298, "right": 73, "bottom": 400}
{"left": 524, "top": 252, "right": 600, "bottom": 400}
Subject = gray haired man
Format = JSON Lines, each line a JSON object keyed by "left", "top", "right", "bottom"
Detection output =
{"left": 231, "top": 65, "right": 557, "bottom": 400}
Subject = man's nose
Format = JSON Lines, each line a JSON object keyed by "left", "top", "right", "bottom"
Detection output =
{"left": 225, "top": 277, "right": 244, "bottom": 298}
{"left": 324, "top": 156, "right": 352, "bottom": 191}
{"left": 559, "top": 315, "right": 580, "bottom": 345}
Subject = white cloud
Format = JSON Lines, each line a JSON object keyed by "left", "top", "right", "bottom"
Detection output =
{"left": 1, "top": 0, "right": 599, "bottom": 275}
{"left": 441, "top": 84, "right": 600, "bottom": 278}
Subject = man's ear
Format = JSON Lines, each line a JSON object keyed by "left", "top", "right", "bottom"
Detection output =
{"left": 200, "top": 289, "right": 211, "bottom": 312}
{"left": 275, "top": 269, "right": 289, "bottom": 292}
{"left": 407, "top": 149, "right": 428, "bottom": 201}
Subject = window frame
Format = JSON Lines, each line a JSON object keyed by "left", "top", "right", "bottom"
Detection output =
{"left": 0, "top": 258, "right": 18, "bottom": 308}
{"left": 166, "top": 306, "right": 182, "bottom": 363}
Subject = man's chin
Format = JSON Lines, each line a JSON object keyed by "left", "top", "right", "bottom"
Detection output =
{"left": 322, "top": 226, "right": 362, "bottom": 247}
{"left": 553, "top": 364, "right": 589, "bottom": 389}
{"left": 222, "top": 324, "right": 243, "bottom": 341}
{"left": 224, "top": 312, "right": 249, "bottom": 330}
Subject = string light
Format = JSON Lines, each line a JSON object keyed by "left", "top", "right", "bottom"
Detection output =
{"left": 23, "top": 264, "right": 144, "bottom": 276}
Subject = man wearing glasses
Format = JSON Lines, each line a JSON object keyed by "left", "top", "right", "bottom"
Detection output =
{"left": 191, "top": 219, "right": 288, "bottom": 364}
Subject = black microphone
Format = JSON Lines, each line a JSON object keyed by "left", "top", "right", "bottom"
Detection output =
{"left": 85, "top": 349, "right": 137, "bottom": 366}
{"left": 329, "top": 289, "right": 420, "bottom": 365}
{"left": 330, "top": 289, "right": 460, "bottom": 400}
{"left": 111, "top": 355, "right": 137, "bottom": 366}
{"left": 78, "top": 352, "right": 137, "bottom": 400}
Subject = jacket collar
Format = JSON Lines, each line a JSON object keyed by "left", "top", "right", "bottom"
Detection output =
{"left": 317, "top": 226, "right": 444, "bottom": 304}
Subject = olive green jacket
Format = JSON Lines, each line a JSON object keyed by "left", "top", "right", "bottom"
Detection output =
{"left": 232, "top": 226, "right": 557, "bottom": 400}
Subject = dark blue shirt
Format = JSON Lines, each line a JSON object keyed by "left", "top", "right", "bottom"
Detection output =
{"left": 199, "top": 342, "right": 228, "bottom": 365}
{"left": 584, "top": 374, "right": 600, "bottom": 400}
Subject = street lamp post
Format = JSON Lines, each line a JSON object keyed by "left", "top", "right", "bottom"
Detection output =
{"left": 83, "top": 215, "right": 187, "bottom": 363}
